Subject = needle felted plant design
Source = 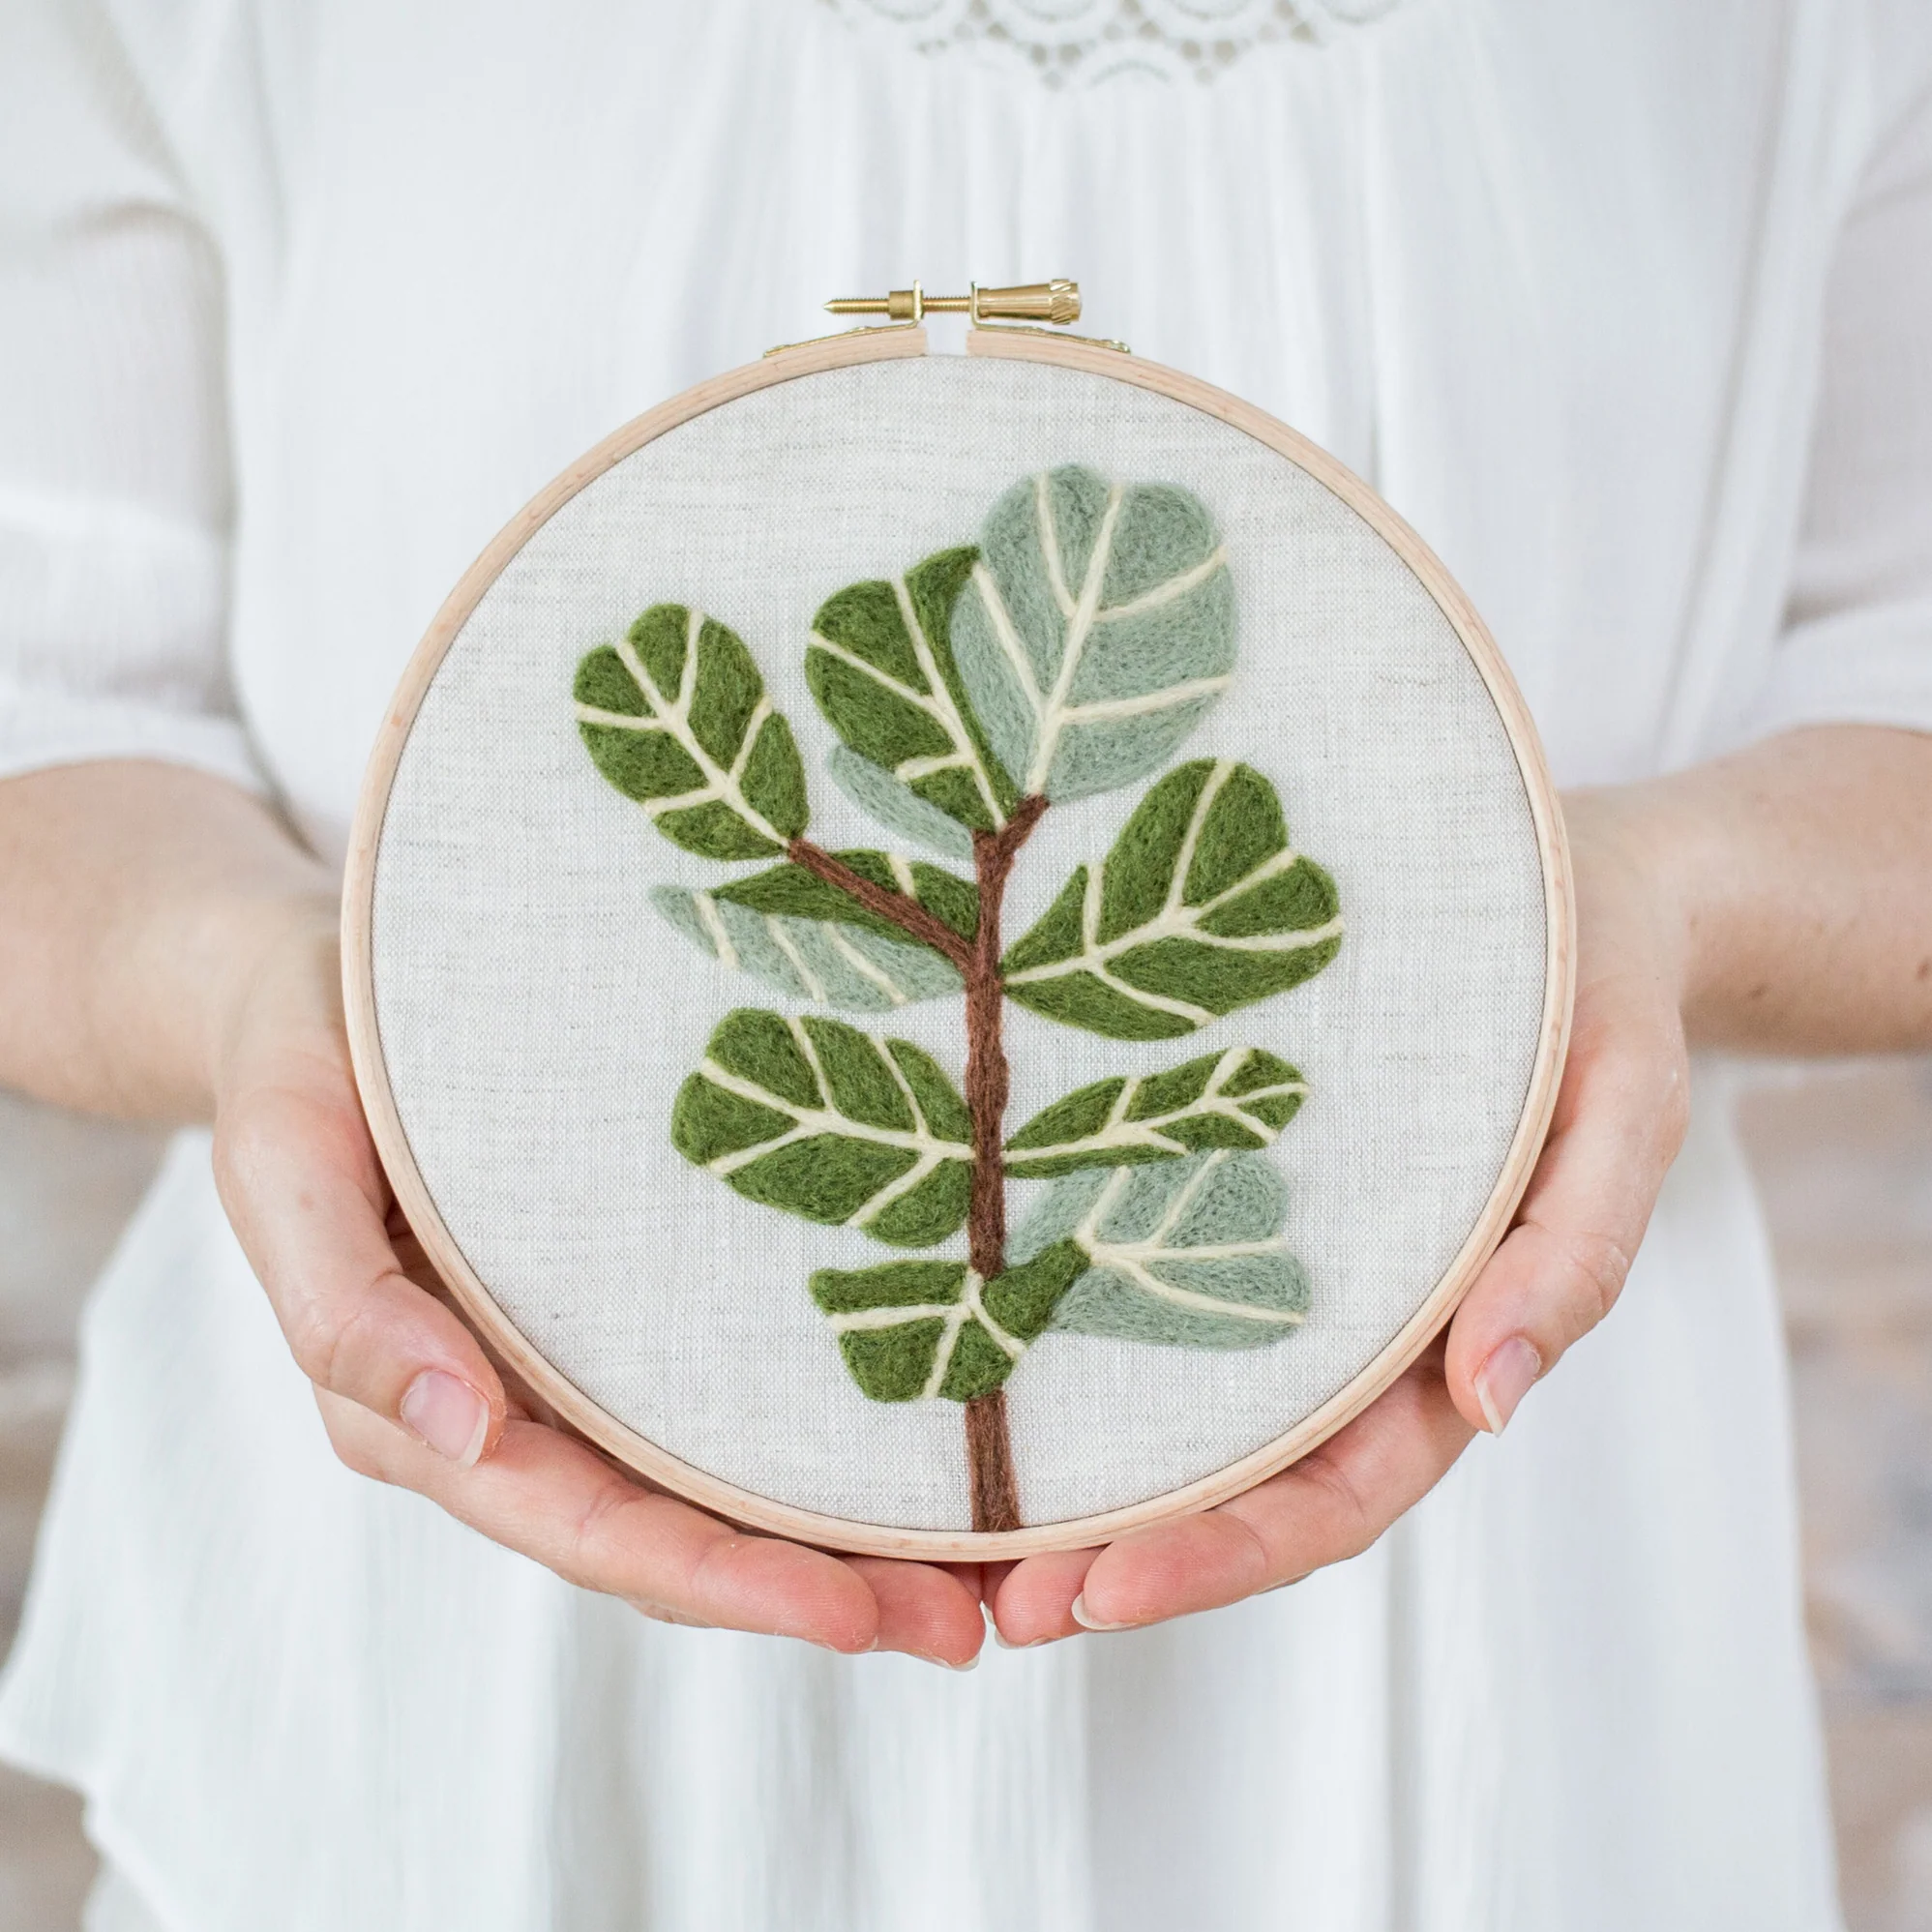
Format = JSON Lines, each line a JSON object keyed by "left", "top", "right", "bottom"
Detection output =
{"left": 572, "top": 466, "right": 1343, "bottom": 1531}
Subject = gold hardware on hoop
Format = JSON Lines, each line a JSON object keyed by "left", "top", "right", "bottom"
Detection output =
{"left": 825, "top": 279, "right": 1084, "bottom": 327}
{"left": 763, "top": 281, "right": 1126, "bottom": 356}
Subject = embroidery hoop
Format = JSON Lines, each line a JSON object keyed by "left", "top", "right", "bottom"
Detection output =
{"left": 343, "top": 326, "right": 1574, "bottom": 1558}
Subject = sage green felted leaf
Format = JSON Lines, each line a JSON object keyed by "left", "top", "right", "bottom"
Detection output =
{"left": 1003, "top": 1047, "right": 1306, "bottom": 1177}
{"left": 824, "top": 747, "right": 976, "bottom": 860}
{"left": 948, "top": 466, "right": 1236, "bottom": 803}
{"left": 809, "top": 1243, "right": 1087, "bottom": 1402}
{"left": 650, "top": 848, "right": 977, "bottom": 1012}
{"left": 1010, "top": 1149, "right": 1308, "bottom": 1350}
{"left": 575, "top": 605, "right": 809, "bottom": 858}
{"left": 1002, "top": 758, "right": 1343, "bottom": 1039}
{"left": 671, "top": 1010, "right": 971, "bottom": 1245}
{"left": 805, "top": 548, "right": 1020, "bottom": 836}
{"left": 651, "top": 887, "right": 960, "bottom": 1012}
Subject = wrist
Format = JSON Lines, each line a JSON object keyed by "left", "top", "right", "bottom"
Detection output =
{"left": 193, "top": 886, "right": 343, "bottom": 1115}
{"left": 1559, "top": 782, "right": 1709, "bottom": 1021}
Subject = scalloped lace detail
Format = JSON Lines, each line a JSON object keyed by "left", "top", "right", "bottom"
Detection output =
{"left": 817, "top": 0, "right": 1411, "bottom": 88}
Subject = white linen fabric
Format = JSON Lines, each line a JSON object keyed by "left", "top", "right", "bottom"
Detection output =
{"left": 371, "top": 355, "right": 1546, "bottom": 1531}
{"left": 4, "top": 0, "right": 1932, "bottom": 1925}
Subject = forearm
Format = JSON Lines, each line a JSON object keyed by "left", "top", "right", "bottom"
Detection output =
{"left": 0, "top": 760, "right": 336, "bottom": 1121}
{"left": 1573, "top": 724, "right": 1932, "bottom": 1055}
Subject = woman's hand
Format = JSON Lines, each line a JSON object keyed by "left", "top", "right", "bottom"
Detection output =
{"left": 985, "top": 789, "right": 1694, "bottom": 1644}
{"left": 7, "top": 730, "right": 1924, "bottom": 1661}
{"left": 208, "top": 898, "right": 991, "bottom": 1666}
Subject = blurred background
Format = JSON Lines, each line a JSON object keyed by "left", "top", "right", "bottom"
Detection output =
{"left": 0, "top": 1064, "right": 1927, "bottom": 1929}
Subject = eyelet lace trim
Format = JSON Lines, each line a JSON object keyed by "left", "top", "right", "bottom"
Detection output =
{"left": 817, "top": 0, "right": 1409, "bottom": 88}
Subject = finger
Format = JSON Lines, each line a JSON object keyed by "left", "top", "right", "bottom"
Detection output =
{"left": 846, "top": 1558, "right": 987, "bottom": 1668}
{"left": 320, "top": 1393, "right": 881, "bottom": 1651}
{"left": 1053, "top": 1352, "right": 1471, "bottom": 1631}
{"left": 976, "top": 1560, "right": 1016, "bottom": 1609}
{"left": 1443, "top": 993, "right": 1688, "bottom": 1437}
{"left": 986, "top": 1548, "right": 1099, "bottom": 1648}
{"left": 217, "top": 1075, "right": 508, "bottom": 1465}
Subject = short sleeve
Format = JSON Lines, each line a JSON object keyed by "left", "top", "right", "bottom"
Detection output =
{"left": 1747, "top": 71, "right": 1932, "bottom": 740}
{"left": 0, "top": 0, "right": 264, "bottom": 791}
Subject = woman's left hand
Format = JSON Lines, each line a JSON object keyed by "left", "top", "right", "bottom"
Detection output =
{"left": 986, "top": 789, "right": 1692, "bottom": 1644}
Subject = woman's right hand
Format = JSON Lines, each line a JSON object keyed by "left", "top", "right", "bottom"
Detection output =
{"left": 209, "top": 899, "right": 990, "bottom": 1666}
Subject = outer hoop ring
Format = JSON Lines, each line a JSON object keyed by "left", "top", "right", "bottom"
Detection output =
{"left": 343, "top": 326, "right": 1575, "bottom": 1559}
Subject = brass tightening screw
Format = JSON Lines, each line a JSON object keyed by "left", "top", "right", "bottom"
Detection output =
{"left": 824, "top": 280, "right": 1083, "bottom": 327}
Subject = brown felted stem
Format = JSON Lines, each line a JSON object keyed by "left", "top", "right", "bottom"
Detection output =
{"left": 962, "top": 793, "right": 1048, "bottom": 1532}
{"left": 965, "top": 1388, "right": 1022, "bottom": 1534}
{"left": 788, "top": 839, "right": 974, "bottom": 970}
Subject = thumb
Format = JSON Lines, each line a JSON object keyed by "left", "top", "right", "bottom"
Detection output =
{"left": 216, "top": 1072, "right": 509, "bottom": 1467}
{"left": 1444, "top": 994, "right": 1688, "bottom": 1435}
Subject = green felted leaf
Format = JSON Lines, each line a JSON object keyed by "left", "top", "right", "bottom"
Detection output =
{"left": 672, "top": 1010, "right": 971, "bottom": 1245}
{"left": 1001, "top": 758, "right": 1343, "bottom": 1039}
{"left": 805, "top": 548, "right": 1020, "bottom": 837}
{"left": 575, "top": 605, "right": 809, "bottom": 858}
{"left": 1003, "top": 1047, "right": 1306, "bottom": 1177}
{"left": 1010, "top": 1150, "right": 1309, "bottom": 1350}
{"left": 650, "top": 849, "right": 976, "bottom": 1012}
{"left": 949, "top": 465, "right": 1237, "bottom": 803}
{"left": 809, "top": 1243, "right": 1088, "bottom": 1402}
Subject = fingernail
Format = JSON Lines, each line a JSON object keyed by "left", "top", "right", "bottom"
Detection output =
{"left": 1473, "top": 1337, "right": 1542, "bottom": 1435}
{"left": 945, "top": 1652, "right": 981, "bottom": 1673}
{"left": 401, "top": 1370, "right": 490, "bottom": 1466}
{"left": 1070, "top": 1592, "right": 1133, "bottom": 1633}
{"left": 993, "top": 1627, "right": 1054, "bottom": 1650}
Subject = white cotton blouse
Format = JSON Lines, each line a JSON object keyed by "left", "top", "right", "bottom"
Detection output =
{"left": 3, "top": 2, "right": 1931, "bottom": 1927}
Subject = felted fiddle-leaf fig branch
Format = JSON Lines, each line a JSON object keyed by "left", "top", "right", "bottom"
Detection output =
{"left": 572, "top": 465, "right": 1344, "bottom": 1531}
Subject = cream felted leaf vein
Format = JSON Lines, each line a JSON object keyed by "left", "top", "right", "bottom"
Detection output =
{"left": 1003, "top": 1045, "right": 1305, "bottom": 1176}
{"left": 572, "top": 463, "right": 1344, "bottom": 1531}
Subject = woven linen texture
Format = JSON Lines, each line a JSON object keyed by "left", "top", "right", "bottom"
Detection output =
{"left": 371, "top": 357, "right": 1546, "bottom": 1531}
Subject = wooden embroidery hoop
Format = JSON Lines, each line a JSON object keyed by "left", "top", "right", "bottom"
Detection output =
{"left": 343, "top": 325, "right": 1575, "bottom": 1559}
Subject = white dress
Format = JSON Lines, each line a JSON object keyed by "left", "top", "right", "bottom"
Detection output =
{"left": 4, "top": 2, "right": 1932, "bottom": 1926}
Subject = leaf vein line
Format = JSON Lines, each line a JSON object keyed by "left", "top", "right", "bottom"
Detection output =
{"left": 692, "top": 894, "right": 740, "bottom": 971}
{"left": 1058, "top": 674, "right": 1234, "bottom": 726}
{"left": 824, "top": 927, "right": 909, "bottom": 1006}
{"left": 968, "top": 561, "right": 1046, "bottom": 715}
{"left": 854, "top": 1148, "right": 946, "bottom": 1231}
{"left": 1092, "top": 1256, "right": 1304, "bottom": 1323}
{"left": 828, "top": 1302, "right": 962, "bottom": 1331}
{"left": 1027, "top": 483, "right": 1125, "bottom": 793}
{"left": 1091, "top": 546, "right": 1229, "bottom": 623}
{"left": 767, "top": 922, "right": 828, "bottom": 1004}
{"left": 807, "top": 630, "right": 936, "bottom": 711}
{"left": 1035, "top": 471, "right": 1079, "bottom": 621}
{"left": 1168, "top": 760, "right": 1234, "bottom": 917}
{"left": 890, "top": 575, "right": 1007, "bottom": 826}
{"left": 695, "top": 1058, "right": 970, "bottom": 1159}
{"left": 609, "top": 620, "right": 788, "bottom": 847}
{"left": 1147, "top": 1147, "right": 1225, "bottom": 1244}
{"left": 920, "top": 1301, "right": 973, "bottom": 1399}
{"left": 964, "top": 1272, "right": 1027, "bottom": 1359}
